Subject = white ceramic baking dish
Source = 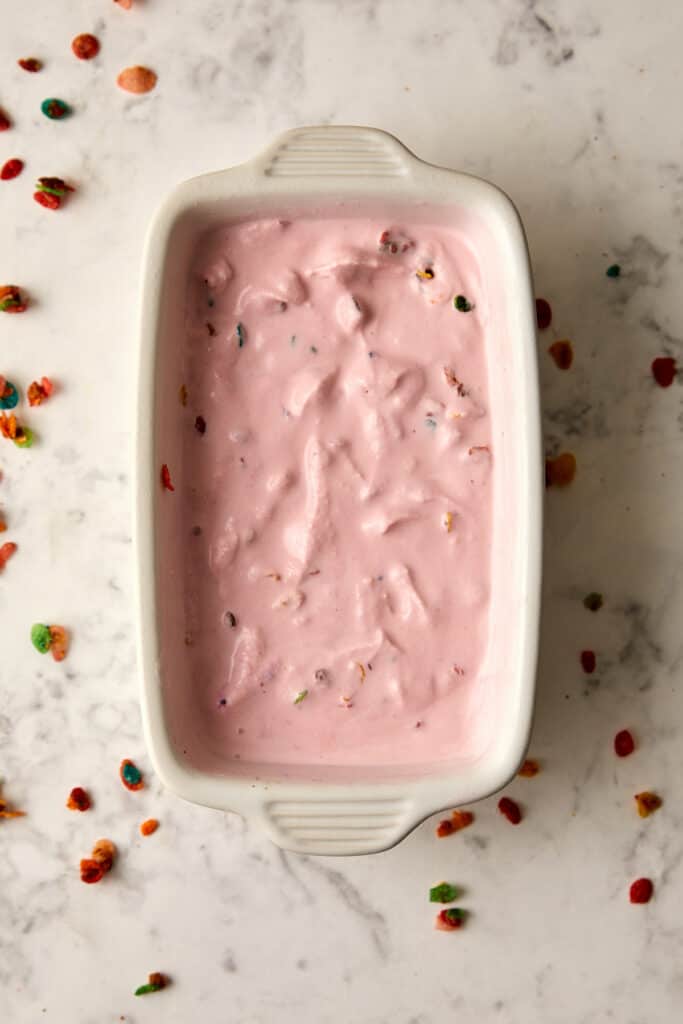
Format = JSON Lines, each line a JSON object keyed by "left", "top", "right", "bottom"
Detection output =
{"left": 135, "top": 125, "right": 542, "bottom": 856}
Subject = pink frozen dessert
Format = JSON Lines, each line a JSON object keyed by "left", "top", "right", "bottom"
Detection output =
{"left": 173, "top": 215, "right": 494, "bottom": 770}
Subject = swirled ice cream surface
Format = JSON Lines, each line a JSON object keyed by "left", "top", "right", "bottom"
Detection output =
{"left": 177, "top": 215, "right": 494, "bottom": 768}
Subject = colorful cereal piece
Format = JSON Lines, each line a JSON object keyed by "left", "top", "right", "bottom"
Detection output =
{"left": 0, "top": 285, "right": 27, "bottom": 313}
{"left": 583, "top": 592, "right": 603, "bottom": 612}
{"left": 27, "top": 378, "right": 53, "bottom": 406}
{"left": 0, "top": 782, "right": 25, "bottom": 820}
{"left": 535, "top": 298, "right": 552, "bottom": 330}
{"left": 436, "top": 808, "right": 473, "bottom": 837}
{"left": 31, "top": 623, "right": 52, "bottom": 654}
{"left": 635, "top": 792, "right": 662, "bottom": 818}
{"left": 0, "top": 542, "right": 17, "bottom": 571}
{"left": 18, "top": 58, "right": 42, "bottom": 72}
{"left": 13, "top": 426, "right": 34, "bottom": 449}
{"left": 48, "top": 625, "right": 68, "bottom": 661}
{"left": 0, "top": 380, "right": 18, "bottom": 409}
{"left": 429, "top": 882, "right": 460, "bottom": 903}
{"left": 518, "top": 758, "right": 540, "bottom": 778}
{"left": 67, "top": 787, "right": 91, "bottom": 811}
{"left": 580, "top": 650, "right": 596, "bottom": 674}
{"left": 1, "top": 159, "right": 23, "bottom": 181}
{"left": 548, "top": 340, "right": 573, "bottom": 369}
{"left": 614, "top": 729, "right": 635, "bottom": 758}
{"left": 140, "top": 818, "right": 158, "bottom": 836}
{"left": 160, "top": 464, "right": 174, "bottom": 491}
{"left": 114, "top": 0, "right": 133, "bottom": 8}
{"left": 117, "top": 66, "right": 157, "bottom": 94}
{"left": 629, "top": 878, "right": 653, "bottom": 904}
{"left": 80, "top": 858, "right": 105, "bottom": 884}
{"left": 92, "top": 838, "right": 116, "bottom": 871}
{"left": 34, "top": 177, "right": 74, "bottom": 210}
{"left": 606, "top": 264, "right": 621, "bottom": 278}
{"left": 41, "top": 98, "right": 71, "bottom": 120}
{"left": 545, "top": 452, "right": 576, "bottom": 487}
{"left": 498, "top": 796, "right": 522, "bottom": 824}
{"left": 72, "top": 34, "right": 100, "bottom": 60}
{"left": 435, "top": 908, "right": 466, "bottom": 931}
{"left": 34, "top": 191, "right": 60, "bottom": 210}
{"left": 651, "top": 357, "right": 676, "bottom": 388}
{"left": 135, "top": 973, "right": 168, "bottom": 996}
{"left": 120, "top": 759, "right": 144, "bottom": 791}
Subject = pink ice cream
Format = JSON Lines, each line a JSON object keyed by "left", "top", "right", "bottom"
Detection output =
{"left": 175, "top": 216, "right": 493, "bottom": 769}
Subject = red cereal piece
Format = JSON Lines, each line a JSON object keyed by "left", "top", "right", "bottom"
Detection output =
{"left": 580, "top": 650, "right": 596, "bottom": 674}
{"left": 614, "top": 729, "right": 635, "bottom": 758}
{"left": 0, "top": 285, "right": 27, "bottom": 313}
{"left": 0, "top": 541, "right": 17, "bottom": 570}
{"left": 535, "top": 298, "right": 552, "bottom": 330}
{"left": 80, "top": 858, "right": 105, "bottom": 884}
{"left": 27, "top": 378, "right": 53, "bottom": 406}
{"left": 548, "top": 339, "right": 573, "bottom": 369}
{"left": 436, "top": 819, "right": 455, "bottom": 837}
{"left": 629, "top": 878, "right": 653, "bottom": 904}
{"left": 160, "top": 464, "right": 174, "bottom": 491}
{"left": 34, "top": 191, "right": 61, "bottom": 210}
{"left": 67, "top": 787, "right": 91, "bottom": 811}
{"left": 71, "top": 34, "right": 100, "bottom": 60}
{"left": 0, "top": 109, "right": 10, "bottom": 132}
{"left": 518, "top": 758, "right": 540, "bottom": 778}
{"left": 140, "top": 818, "right": 159, "bottom": 836}
{"left": 1, "top": 158, "right": 23, "bottom": 181}
{"left": 545, "top": 452, "right": 576, "bottom": 488}
{"left": 651, "top": 357, "right": 676, "bottom": 388}
{"left": 18, "top": 58, "right": 42, "bottom": 72}
{"left": 435, "top": 908, "right": 466, "bottom": 931}
{"left": 498, "top": 796, "right": 522, "bottom": 824}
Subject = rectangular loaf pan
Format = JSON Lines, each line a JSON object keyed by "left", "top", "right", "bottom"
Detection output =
{"left": 135, "top": 125, "right": 542, "bottom": 855}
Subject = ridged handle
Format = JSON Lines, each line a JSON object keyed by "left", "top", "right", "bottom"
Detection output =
{"left": 261, "top": 125, "right": 412, "bottom": 179}
{"left": 263, "top": 797, "right": 412, "bottom": 855}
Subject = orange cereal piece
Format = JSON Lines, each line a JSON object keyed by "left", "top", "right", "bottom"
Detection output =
{"left": 518, "top": 758, "right": 540, "bottom": 778}
{"left": 635, "top": 792, "right": 662, "bottom": 818}
{"left": 545, "top": 452, "right": 576, "bottom": 488}
{"left": 0, "top": 541, "right": 17, "bottom": 570}
{"left": 91, "top": 838, "right": 116, "bottom": 872}
{"left": 140, "top": 818, "right": 159, "bottom": 836}
{"left": 117, "top": 65, "right": 157, "bottom": 94}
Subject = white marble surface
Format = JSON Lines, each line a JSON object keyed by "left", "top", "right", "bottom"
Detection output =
{"left": 2, "top": 1, "right": 683, "bottom": 1020}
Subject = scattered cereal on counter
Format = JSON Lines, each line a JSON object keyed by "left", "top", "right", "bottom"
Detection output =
{"left": 160, "top": 464, "right": 174, "bottom": 491}
{"left": 435, "top": 908, "right": 466, "bottom": 931}
{"left": 1, "top": 158, "right": 23, "bottom": 181}
{"left": 429, "top": 882, "right": 460, "bottom": 903}
{"left": 606, "top": 263, "right": 621, "bottom": 278}
{"left": 580, "top": 650, "right": 596, "bottom": 674}
{"left": 18, "top": 57, "right": 42, "bottom": 72}
{"left": 236, "top": 322, "right": 246, "bottom": 348}
{"left": 518, "top": 758, "right": 540, "bottom": 778}
{"left": 41, "top": 98, "right": 71, "bottom": 120}
{"left": 651, "top": 356, "right": 677, "bottom": 388}
{"left": 0, "top": 781, "right": 26, "bottom": 820}
{"left": 614, "top": 729, "right": 635, "bottom": 758}
{"left": 635, "top": 792, "right": 662, "bottom": 818}
{"left": 0, "top": 412, "right": 32, "bottom": 446}
{"left": 548, "top": 339, "right": 573, "bottom": 370}
{"left": 545, "top": 452, "right": 576, "bottom": 488}
{"left": 67, "top": 787, "right": 91, "bottom": 811}
{"left": 71, "top": 34, "right": 100, "bottom": 60}
{"left": 629, "top": 878, "right": 653, "bottom": 904}
{"left": 454, "top": 294, "right": 473, "bottom": 313}
{"left": 135, "top": 973, "right": 168, "bottom": 996}
{"left": 436, "top": 809, "right": 473, "bottom": 837}
{"left": 34, "top": 177, "right": 75, "bottom": 210}
{"left": 30, "top": 623, "right": 68, "bottom": 660}
{"left": 0, "top": 285, "right": 27, "bottom": 313}
{"left": 0, "top": 108, "right": 11, "bottom": 131}
{"left": 27, "top": 377, "right": 53, "bottom": 406}
{"left": 0, "top": 379, "right": 19, "bottom": 409}
{"left": 140, "top": 818, "right": 159, "bottom": 836}
{"left": 293, "top": 689, "right": 308, "bottom": 705}
{"left": 535, "top": 297, "right": 552, "bottom": 330}
{"left": 117, "top": 65, "right": 157, "bottom": 94}
{"left": 0, "top": 542, "right": 17, "bottom": 571}
{"left": 120, "top": 759, "right": 144, "bottom": 791}
{"left": 583, "top": 591, "right": 603, "bottom": 612}
{"left": 498, "top": 796, "right": 522, "bottom": 824}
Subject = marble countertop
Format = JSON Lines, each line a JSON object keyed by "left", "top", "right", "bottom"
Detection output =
{"left": 2, "top": 1, "right": 682, "bottom": 1021}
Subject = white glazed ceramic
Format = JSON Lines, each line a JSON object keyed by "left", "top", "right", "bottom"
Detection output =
{"left": 135, "top": 125, "right": 542, "bottom": 856}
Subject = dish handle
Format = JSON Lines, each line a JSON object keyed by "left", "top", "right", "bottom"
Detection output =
{"left": 256, "top": 125, "right": 416, "bottom": 180}
{"left": 260, "top": 795, "right": 415, "bottom": 856}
